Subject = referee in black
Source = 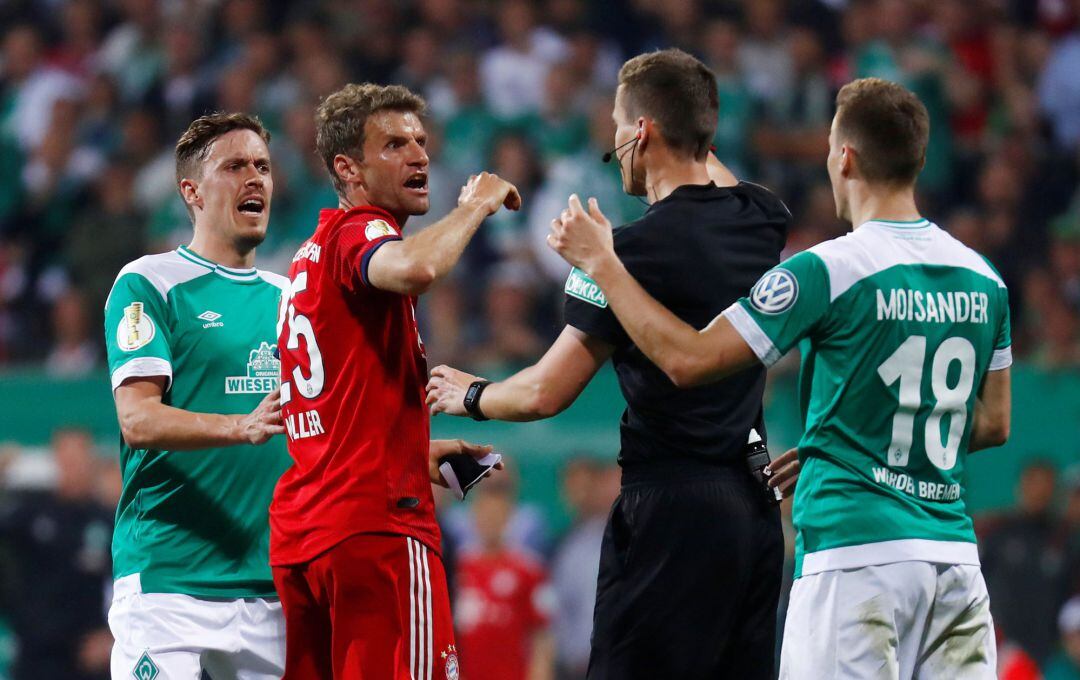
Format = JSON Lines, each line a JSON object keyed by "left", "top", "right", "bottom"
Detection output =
{"left": 427, "top": 48, "right": 794, "bottom": 679}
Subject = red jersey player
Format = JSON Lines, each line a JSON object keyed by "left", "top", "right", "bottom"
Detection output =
{"left": 271, "top": 83, "right": 520, "bottom": 680}
{"left": 454, "top": 482, "right": 555, "bottom": 680}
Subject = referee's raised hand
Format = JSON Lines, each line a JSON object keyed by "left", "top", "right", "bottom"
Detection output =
{"left": 548, "top": 194, "right": 617, "bottom": 276}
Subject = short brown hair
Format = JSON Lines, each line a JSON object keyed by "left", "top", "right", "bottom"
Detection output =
{"left": 834, "top": 78, "right": 929, "bottom": 186}
{"left": 617, "top": 49, "right": 719, "bottom": 160}
{"left": 175, "top": 112, "right": 271, "bottom": 220}
{"left": 315, "top": 83, "right": 427, "bottom": 195}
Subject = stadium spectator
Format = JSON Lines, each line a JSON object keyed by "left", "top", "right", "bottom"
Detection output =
{"left": 454, "top": 478, "right": 555, "bottom": 680}
{"left": 997, "top": 626, "right": 1044, "bottom": 680}
{"left": 701, "top": 17, "right": 753, "bottom": 178}
{"left": 44, "top": 287, "right": 98, "bottom": 378}
{"left": 1, "top": 23, "right": 84, "bottom": 154}
{"left": 982, "top": 461, "right": 1070, "bottom": 662}
{"left": 1045, "top": 597, "right": 1080, "bottom": 680}
{"left": 0, "top": 428, "right": 113, "bottom": 680}
{"left": 1038, "top": 17, "right": 1080, "bottom": 152}
{"left": 480, "top": 0, "right": 568, "bottom": 119}
{"left": 95, "top": 0, "right": 163, "bottom": 104}
{"left": 1063, "top": 474, "right": 1080, "bottom": 599}
{"left": 443, "top": 465, "right": 552, "bottom": 557}
{"left": 527, "top": 95, "right": 644, "bottom": 283}
{"left": 65, "top": 160, "right": 147, "bottom": 322}
{"left": 550, "top": 458, "right": 619, "bottom": 680}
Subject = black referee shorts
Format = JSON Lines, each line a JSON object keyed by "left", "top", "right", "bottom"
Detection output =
{"left": 587, "top": 462, "right": 784, "bottom": 680}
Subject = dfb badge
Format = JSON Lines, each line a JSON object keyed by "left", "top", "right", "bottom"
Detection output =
{"left": 118, "top": 302, "right": 156, "bottom": 351}
{"left": 750, "top": 268, "right": 798, "bottom": 315}
{"left": 364, "top": 219, "right": 398, "bottom": 241}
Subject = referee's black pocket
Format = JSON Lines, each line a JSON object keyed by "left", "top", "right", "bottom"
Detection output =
{"left": 604, "top": 496, "right": 630, "bottom": 574}
{"left": 606, "top": 493, "right": 637, "bottom": 572}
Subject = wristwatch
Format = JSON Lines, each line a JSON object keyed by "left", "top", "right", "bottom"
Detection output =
{"left": 463, "top": 380, "right": 491, "bottom": 421}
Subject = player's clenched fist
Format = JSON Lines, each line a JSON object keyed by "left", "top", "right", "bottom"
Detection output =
{"left": 458, "top": 171, "right": 522, "bottom": 215}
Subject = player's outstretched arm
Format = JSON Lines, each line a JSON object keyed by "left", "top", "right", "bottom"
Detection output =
{"left": 114, "top": 377, "right": 284, "bottom": 449}
{"left": 426, "top": 326, "right": 613, "bottom": 421}
{"left": 548, "top": 195, "right": 758, "bottom": 388}
{"left": 969, "top": 368, "right": 1011, "bottom": 452}
{"left": 367, "top": 172, "right": 521, "bottom": 295}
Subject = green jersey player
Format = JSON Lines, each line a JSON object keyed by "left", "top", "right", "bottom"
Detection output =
{"left": 548, "top": 78, "right": 1010, "bottom": 679}
{"left": 104, "top": 113, "right": 291, "bottom": 680}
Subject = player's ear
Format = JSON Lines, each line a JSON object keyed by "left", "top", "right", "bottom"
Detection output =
{"left": 333, "top": 154, "right": 364, "bottom": 189}
{"left": 840, "top": 144, "right": 855, "bottom": 179}
{"left": 179, "top": 178, "right": 201, "bottom": 211}
{"left": 636, "top": 117, "right": 648, "bottom": 151}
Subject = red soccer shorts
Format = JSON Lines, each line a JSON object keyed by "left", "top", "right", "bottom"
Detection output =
{"left": 273, "top": 533, "right": 458, "bottom": 680}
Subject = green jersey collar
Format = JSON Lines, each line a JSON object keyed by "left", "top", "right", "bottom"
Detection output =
{"left": 177, "top": 246, "right": 260, "bottom": 282}
{"left": 861, "top": 217, "right": 931, "bottom": 230}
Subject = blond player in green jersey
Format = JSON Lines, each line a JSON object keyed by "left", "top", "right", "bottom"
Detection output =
{"left": 547, "top": 78, "right": 1011, "bottom": 679}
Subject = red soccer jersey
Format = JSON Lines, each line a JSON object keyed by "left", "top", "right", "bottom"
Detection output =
{"left": 270, "top": 206, "right": 438, "bottom": 566}
{"left": 455, "top": 549, "right": 553, "bottom": 680}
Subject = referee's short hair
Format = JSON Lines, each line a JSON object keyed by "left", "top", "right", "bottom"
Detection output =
{"left": 617, "top": 49, "right": 719, "bottom": 161}
{"left": 834, "top": 78, "right": 929, "bottom": 187}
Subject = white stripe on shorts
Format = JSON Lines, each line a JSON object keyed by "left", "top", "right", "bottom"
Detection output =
{"left": 421, "top": 543, "right": 432, "bottom": 680}
{"left": 407, "top": 538, "right": 435, "bottom": 680}
{"left": 408, "top": 537, "right": 417, "bottom": 680}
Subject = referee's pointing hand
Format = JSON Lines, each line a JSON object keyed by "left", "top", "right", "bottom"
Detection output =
{"left": 548, "top": 194, "right": 617, "bottom": 276}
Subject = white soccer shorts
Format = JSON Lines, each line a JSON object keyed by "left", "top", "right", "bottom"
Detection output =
{"left": 779, "top": 561, "right": 997, "bottom": 680}
{"left": 109, "top": 574, "right": 285, "bottom": 680}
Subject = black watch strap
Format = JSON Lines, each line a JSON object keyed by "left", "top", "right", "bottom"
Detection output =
{"left": 463, "top": 380, "right": 491, "bottom": 421}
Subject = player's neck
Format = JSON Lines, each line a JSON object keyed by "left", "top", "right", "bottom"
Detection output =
{"left": 848, "top": 183, "right": 922, "bottom": 231}
{"left": 644, "top": 154, "right": 711, "bottom": 204}
{"left": 339, "top": 190, "right": 407, "bottom": 227}
{"left": 187, "top": 231, "right": 256, "bottom": 270}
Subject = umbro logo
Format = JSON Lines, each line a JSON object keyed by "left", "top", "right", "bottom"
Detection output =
{"left": 198, "top": 310, "right": 224, "bottom": 328}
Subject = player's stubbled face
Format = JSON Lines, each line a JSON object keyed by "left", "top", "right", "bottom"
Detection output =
{"left": 197, "top": 129, "right": 273, "bottom": 249}
{"left": 359, "top": 110, "right": 430, "bottom": 219}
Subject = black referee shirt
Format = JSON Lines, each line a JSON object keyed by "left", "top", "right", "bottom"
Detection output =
{"left": 564, "top": 181, "right": 789, "bottom": 468}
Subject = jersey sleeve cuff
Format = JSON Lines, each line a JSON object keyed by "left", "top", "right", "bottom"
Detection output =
{"left": 722, "top": 303, "right": 781, "bottom": 367}
{"left": 111, "top": 357, "right": 173, "bottom": 391}
{"left": 989, "top": 346, "right": 1012, "bottom": 371}
{"left": 359, "top": 235, "right": 403, "bottom": 287}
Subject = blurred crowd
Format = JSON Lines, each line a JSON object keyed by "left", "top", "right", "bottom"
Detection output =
{"left": 1, "top": 432, "right": 1079, "bottom": 680}
{"left": 0, "top": 0, "right": 1079, "bottom": 374}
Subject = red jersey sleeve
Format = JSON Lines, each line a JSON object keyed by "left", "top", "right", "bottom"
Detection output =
{"left": 328, "top": 212, "right": 403, "bottom": 292}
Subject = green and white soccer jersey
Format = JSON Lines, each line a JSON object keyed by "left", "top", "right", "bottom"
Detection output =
{"left": 723, "top": 219, "right": 1011, "bottom": 578}
{"left": 104, "top": 245, "right": 292, "bottom": 597}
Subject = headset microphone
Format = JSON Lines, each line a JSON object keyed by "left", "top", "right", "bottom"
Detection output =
{"left": 601, "top": 136, "right": 639, "bottom": 164}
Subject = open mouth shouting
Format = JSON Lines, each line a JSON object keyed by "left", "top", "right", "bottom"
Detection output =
{"left": 237, "top": 194, "right": 267, "bottom": 217}
{"left": 403, "top": 172, "right": 429, "bottom": 196}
